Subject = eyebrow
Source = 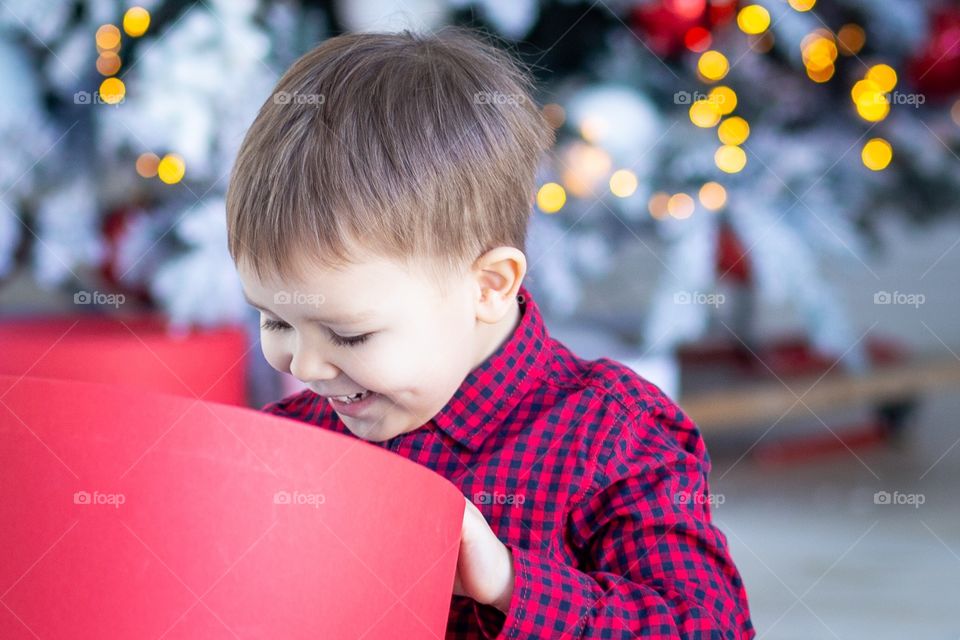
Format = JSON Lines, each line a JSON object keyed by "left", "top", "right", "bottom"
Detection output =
{"left": 242, "top": 291, "right": 376, "bottom": 324}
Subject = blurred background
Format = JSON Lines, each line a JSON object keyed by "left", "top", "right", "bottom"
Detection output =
{"left": 1, "top": 0, "right": 959, "bottom": 637}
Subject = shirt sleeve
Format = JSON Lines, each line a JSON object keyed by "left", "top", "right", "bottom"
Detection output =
{"left": 470, "top": 400, "right": 755, "bottom": 639}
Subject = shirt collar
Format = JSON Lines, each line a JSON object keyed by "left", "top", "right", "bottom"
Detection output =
{"left": 430, "top": 284, "right": 551, "bottom": 452}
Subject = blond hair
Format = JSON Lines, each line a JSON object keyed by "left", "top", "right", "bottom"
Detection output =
{"left": 226, "top": 28, "right": 554, "bottom": 288}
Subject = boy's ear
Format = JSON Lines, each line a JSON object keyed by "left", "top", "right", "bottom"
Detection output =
{"left": 472, "top": 247, "right": 526, "bottom": 324}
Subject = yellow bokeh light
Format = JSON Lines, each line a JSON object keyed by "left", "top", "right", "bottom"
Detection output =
{"left": 158, "top": 154, "right": 186, "bottom": 185}
{"left": 609, "top": 169, "right": 638, "bottom": 198}
{"left": 709, "top": 86, "right": 737, "bottom": 115}
{"left": 123, "top": 7, "right": 151, "bottom": 37}
{"left": 667, "top": 193, "right": 695, "bottom": 219}
{"left": 689, "top": 98, "right": 722, "bottom": 128}
{"left": 852, "top": 80, "right": 890, "bottom": 122}
{"left": 536, "top": 182, "right": 566, "bottom": 213}
{"left": 715, "top": 145, "right": 747, "bottom": 173}
{"left": 802, "top": 36, "right": 838, "bottom": 72}
{"left": 737, "top": 5, "right": 771, "bottom": 35}
{"left": 806, "top": 64, "right": 835, "bottom": 83}
{"left": 96, "top": 52, "right": 121, "bottom": 76}
{"left": 861, "top": 138, "right": 892, "bottom": 171}
{"left": 136, "top": 152, "right": 160, "bottom": 178}
{"left": 951, "top": 99, "right": 960, "bottom": 126}
{"left": 98, "top": 77, "right": 125, "bottom": 104}
{"left": 851, "top": 78, "right": 882, "bottom": 103}
{"left": 789, "top": 0, "right": 816, "bottom": 11}
{"left": 699, "top": 182, "right": 727, "bottom": 211}
{"left": 561, "top": 142, "right": 612, "bottom": 198}
{"left": 718, "top": 117, "right": 750, "bottom": 145}
{"left": 95, "top": 24, "right": 121, "bottom": 51}
{"left": 648, "top": 191, "right": 670, "bottom": 219}
{"left": 837, "top": 24, "right": 865, "bottom": 55}
{"left": 866, "top": 64, "right": 898, "bottom": 93}
{"left": 698, "top": 50, "right": 729, "bottom": 82}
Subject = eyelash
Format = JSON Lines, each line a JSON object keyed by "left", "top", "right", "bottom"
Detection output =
{"left": 260, "top": 319, "right": 372, "bottom": 347}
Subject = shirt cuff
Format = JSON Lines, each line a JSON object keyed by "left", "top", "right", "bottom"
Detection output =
{"left": 471, "top": 544, "right": 601, "bottom": 639}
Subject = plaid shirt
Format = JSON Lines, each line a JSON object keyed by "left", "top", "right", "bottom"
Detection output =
{"left": 262, "top": 284, "right": 755, "bottom": 639}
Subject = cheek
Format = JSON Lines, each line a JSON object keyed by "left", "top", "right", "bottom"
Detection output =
{"left": 260, "top": 332, "right": 292, "bottom": 373}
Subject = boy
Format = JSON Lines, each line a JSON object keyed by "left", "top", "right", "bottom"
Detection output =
{"left": 226, "top": 28, "right": 755, "bottom": 639}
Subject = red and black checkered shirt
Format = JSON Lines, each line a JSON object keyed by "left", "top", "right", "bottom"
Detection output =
{"left": 262, "top": 284, "right": 755, "bottom": 639}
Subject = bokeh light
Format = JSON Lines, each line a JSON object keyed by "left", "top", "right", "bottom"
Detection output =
{"left": 861, "top": 138, "right": 892, "bottom": 171}
{"left": 609, "top": 169, "right": 638, "bottom": 198}
{"left": 715, "top": 145, "right": 747, "bottom": 173}
{"left": 718, "top": 117, "right": 750, "bottom": 145}
{"left": 123, "top": 7, "right": 151, "bottom": 37}
{"left": 698, "top": 51, "right": 729, "bottom": 82}
{"left": 737, "top": 5, "right": 771, "bottom": 35}
{"left": 689, "top": 98, "right": 722, "bottom": 128}
{"left": 98, "top": 77, "right": 125, "bottom": 104}
{"left": 709, "top": 86, "right": 737, "bottom": 115}
{"left": 536, "top": 182, "right": 566, "bottom": 213}
{"left": 699, "top": 182, "right": 727, "bottom": 210}
{"left": 667, "top": 193, "right": 696, "bottom": 219}
{"left": 136, "top": 152, "right": 160, "bottom": 178}
{"left": 95, "top": 24, "right": 121, "bottom": 52}
{"left": 157, "top": 154, "right": 186, "bottom": 184}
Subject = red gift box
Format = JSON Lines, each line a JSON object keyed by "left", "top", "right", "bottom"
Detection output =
{"left": 0, "top": 374, "right": 464, "bottom": 639}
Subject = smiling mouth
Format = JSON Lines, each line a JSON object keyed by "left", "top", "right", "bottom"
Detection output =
{"left": 330, "top": 390, "right": 372, "bottom": 404}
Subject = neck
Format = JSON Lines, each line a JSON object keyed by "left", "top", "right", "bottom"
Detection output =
{"left": 472, "top": 297, "right": 521, "bottom": 369}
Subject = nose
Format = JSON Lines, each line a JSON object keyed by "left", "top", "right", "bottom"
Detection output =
{"left": 288, "top": 343, "right": 340, "bottom": 384}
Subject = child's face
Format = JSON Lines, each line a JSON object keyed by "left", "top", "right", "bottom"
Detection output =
{"left": 237, "top": 254, "right": 488, "bottom": 442}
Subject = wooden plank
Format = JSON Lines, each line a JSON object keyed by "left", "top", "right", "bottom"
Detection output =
{"left": 679, "top": 358, "right": 960, "bottom": 432}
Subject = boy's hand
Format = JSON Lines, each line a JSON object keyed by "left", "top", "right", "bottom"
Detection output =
{"left": 453, "top": 497, "right": 515, "bottom": 614}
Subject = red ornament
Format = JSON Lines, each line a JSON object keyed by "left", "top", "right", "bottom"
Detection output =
{"left": 632, "top": 0, "right": 737, "bottom": 58}
{"left": 100, "top": 206, "right": 152, "bottom": 304}
{"left": 908, "top": 6, "right": 960, "bottom": 100}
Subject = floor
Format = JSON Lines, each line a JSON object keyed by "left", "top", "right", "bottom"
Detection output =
{"left": 708, "top": 390, "right": 960, "bottom": 639}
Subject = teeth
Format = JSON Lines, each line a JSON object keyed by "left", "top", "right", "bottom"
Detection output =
{"left": 332, "top": 390, "right": 370, "bottom": 404}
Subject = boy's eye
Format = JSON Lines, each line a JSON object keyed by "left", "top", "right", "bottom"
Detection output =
{"left": 328, "top": 332, "right": 372, "bottom": 348}
{"left": 261, "top": 318, "right": 290, "bottom": 332}
{"left": 260, "top": 318, "right": 371, "bottom": 348}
